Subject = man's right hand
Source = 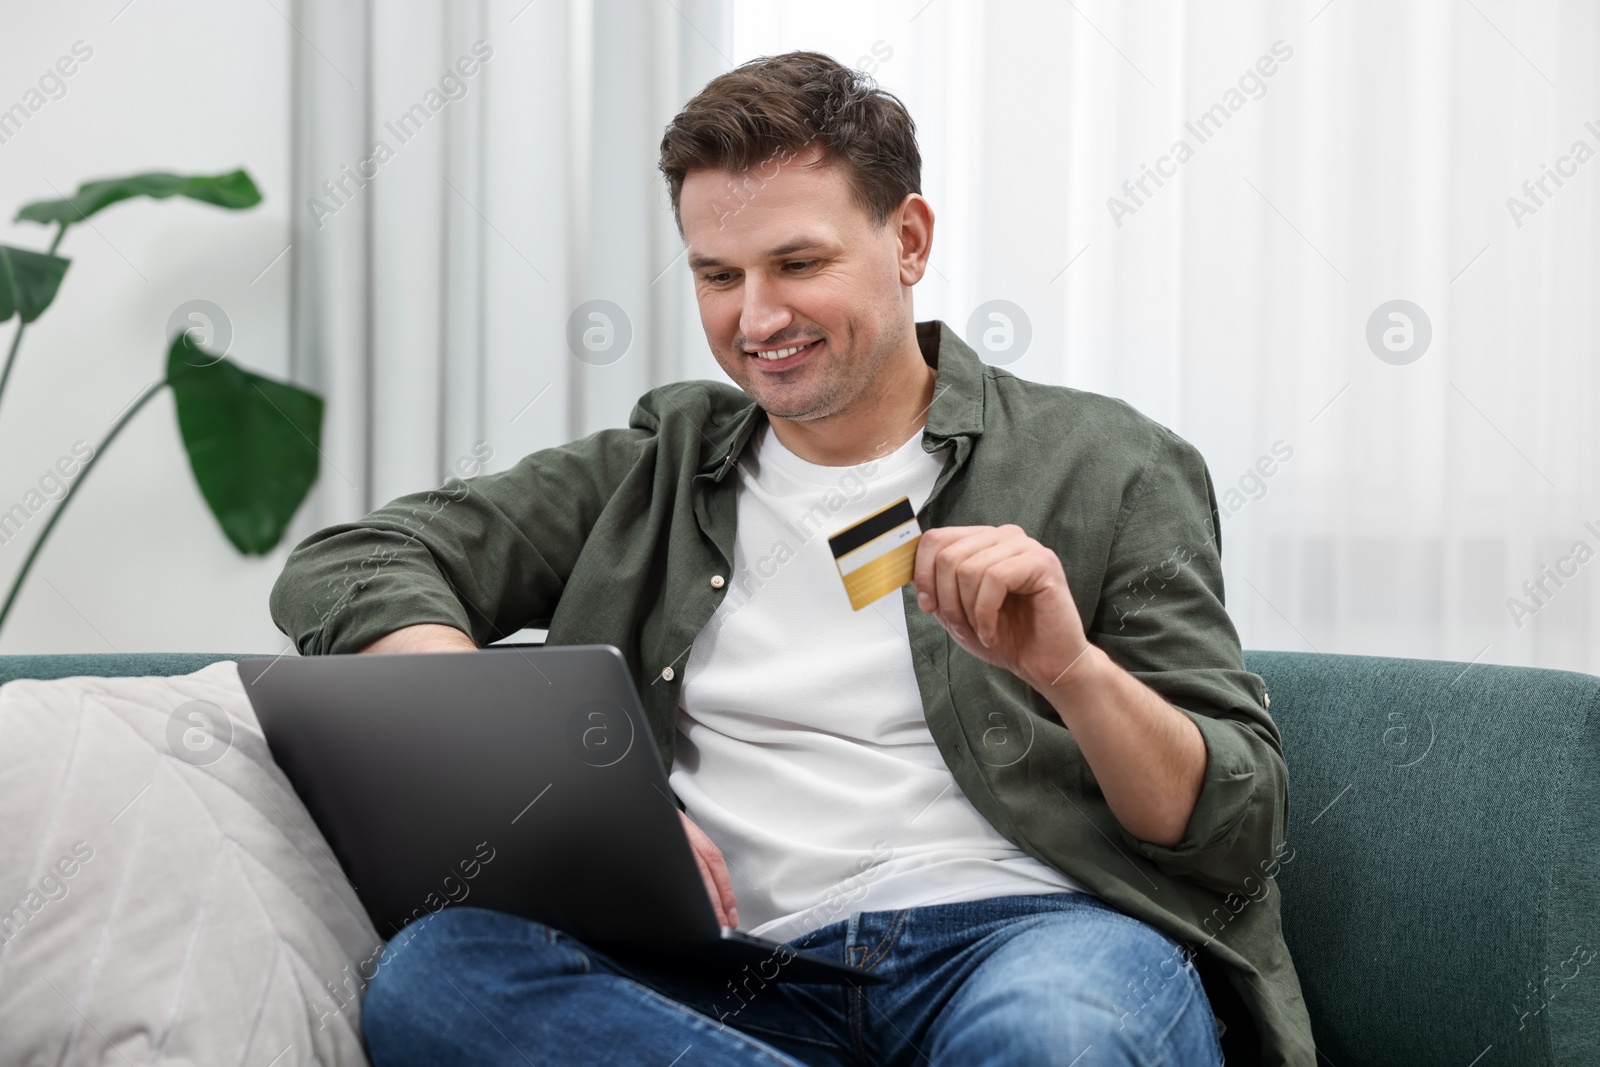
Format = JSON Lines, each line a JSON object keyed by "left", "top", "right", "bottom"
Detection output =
{"left": 679, "top": 810, "right": 739, "bottom": 928}
{"left": 358, "top": 624, "right": 477, "bottom": 654}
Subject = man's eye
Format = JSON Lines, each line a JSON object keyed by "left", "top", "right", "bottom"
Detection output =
{"left": 704, "top": 272, "right": 733, "bottom": 285}
{"left": 785, "top": 260, "right": 814, "bottom": 271}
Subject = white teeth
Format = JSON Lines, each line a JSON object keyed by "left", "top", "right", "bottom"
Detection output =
{"left": 751, "top": 341, "right": 813, "bottom": 360}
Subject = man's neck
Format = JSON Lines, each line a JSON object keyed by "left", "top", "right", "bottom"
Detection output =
{"left": 767, "top": 335, "right": 938, "bottom": 467}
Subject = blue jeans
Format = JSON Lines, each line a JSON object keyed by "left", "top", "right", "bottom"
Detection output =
{"left": 361, "top": 893, "right": 1225, "bottom": 1066}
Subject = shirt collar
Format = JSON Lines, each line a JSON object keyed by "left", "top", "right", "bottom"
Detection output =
{"left": 701, "top": 318, "right": 986, "bottom": 482}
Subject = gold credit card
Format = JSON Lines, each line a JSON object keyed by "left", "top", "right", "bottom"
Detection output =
{"left": 829, "top": 496, "right": 921, "bottom": 611}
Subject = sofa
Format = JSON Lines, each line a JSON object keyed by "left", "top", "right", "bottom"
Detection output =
{"left": 0, "top": 648, "right": 1594, "bottom": 1066}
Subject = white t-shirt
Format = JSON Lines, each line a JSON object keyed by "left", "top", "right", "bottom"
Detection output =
{"left": 671, "top": 421, "right": 1088, "bottom": 943}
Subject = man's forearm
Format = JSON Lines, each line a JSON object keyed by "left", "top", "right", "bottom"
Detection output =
{"left": 359, "top": 623, "right": 477, "bottom": 654}
{"left": 1030, "top": 643, "right": 1207, "bottom": 847}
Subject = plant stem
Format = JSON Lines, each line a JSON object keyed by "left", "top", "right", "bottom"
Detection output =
{"left": 0, "top": 375, "right": 169, "bottom": 636}
{"left": 0, "top": 222, "right": 69, "bottom": 418}
{"left": 0, "top": 323, "right": 23, "bottom": 417}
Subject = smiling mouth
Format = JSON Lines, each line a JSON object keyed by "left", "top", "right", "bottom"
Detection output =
{"left": 745, "top": 338, "right": 822, "bottom": 365}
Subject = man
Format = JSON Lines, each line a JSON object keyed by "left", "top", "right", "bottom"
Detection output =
{"left": 270, "top": 51, "right": 1313, "bottom": 1066}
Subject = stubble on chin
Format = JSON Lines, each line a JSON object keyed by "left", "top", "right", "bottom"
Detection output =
{"left": 750, "top": 361, "right": 854, "bottom": 422}
{"left": 734, "top": 334, "right": 888, "bottom": 422}
{"left": 752, "top": 383, "right": 833, "bottom": 421}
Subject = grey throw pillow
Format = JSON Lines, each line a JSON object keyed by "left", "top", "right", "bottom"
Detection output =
{"left": 0, "top": 661, "right": 381, "bottom": 1065}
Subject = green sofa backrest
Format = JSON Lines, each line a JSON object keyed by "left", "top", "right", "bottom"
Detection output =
{"left": 1, "top": 649, "right": 1594, "bottom": 1065}
{"left": 1244, "top": 650, "right": 1598, "bottom": 1067}
{"left": 0, "top": 652, "right": 251, "bottom": 687}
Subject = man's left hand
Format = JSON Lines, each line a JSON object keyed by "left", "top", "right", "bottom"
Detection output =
{"left": 912, "top": 524, "right": 1094, "bottom": 692}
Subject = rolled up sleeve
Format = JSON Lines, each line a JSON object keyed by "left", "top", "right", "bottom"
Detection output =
{"left": 1088, "top": 427, "right": 1289, "bottom": 894}
{"left": 269, "top": 426, "right": 651, "bottom": 657}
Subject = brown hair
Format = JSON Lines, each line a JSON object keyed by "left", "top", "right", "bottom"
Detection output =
{"left": 658, "top": 51, "right": 921, "bottom": 237}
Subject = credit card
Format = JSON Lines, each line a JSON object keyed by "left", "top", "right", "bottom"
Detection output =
{"left": 828, "top": 497, "right": 921, "bottom": 611}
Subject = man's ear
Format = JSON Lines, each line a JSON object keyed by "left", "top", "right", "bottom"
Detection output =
{"left": 896, "top": 194, "right": 935, "bottom": 286}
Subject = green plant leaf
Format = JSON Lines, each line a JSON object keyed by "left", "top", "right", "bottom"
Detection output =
{"left": 16, "top": 170, "right": 262, "bottom": 226}
{"left": 166, "top": 336, "right": 323, "bottom": 556}
{"left": 0, "top": 244, "right": 70, "bottom": 323}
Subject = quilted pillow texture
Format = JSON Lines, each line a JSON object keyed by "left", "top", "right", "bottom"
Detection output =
{"left": 0, "top": 661, "right": 381, "bottom": 1066}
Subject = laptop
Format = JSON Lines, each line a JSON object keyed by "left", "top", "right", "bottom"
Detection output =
{"left": 237, "top": 644, "right": 881, "bottom": 986}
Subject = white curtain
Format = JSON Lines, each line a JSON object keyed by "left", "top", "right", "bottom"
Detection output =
{"left": 289, "top": 0, "right": 729, "bottom": 519}
{"left": 733, "top": 0, "right": 1600, "bottom": 675}
{"left": 290, "top": 0, "right": 1599, "bottom": 675}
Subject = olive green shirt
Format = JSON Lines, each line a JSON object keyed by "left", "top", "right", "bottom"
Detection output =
{"left": 270, "top": 320, "right": 1315, "bottom": 1065}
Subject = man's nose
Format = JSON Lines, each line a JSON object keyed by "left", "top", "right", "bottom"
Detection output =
{"left": 739, "top": 273, "right": 793, "bottom": 346}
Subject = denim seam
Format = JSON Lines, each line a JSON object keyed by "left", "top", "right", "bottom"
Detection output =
{"left": 845, "top": 909, "right": 909, "bottom": 1064}
{"left": 858, "top": 909, "right": 909, "bottom": 971}
{"left": 1148, "top": 961, "right": 1218, "bottom": 1066}
{"left": 851, "top": 979, "right": 867, "bottom": 1059}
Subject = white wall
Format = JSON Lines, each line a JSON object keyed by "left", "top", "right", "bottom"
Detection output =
{"left": 0, "top": 1, "right": 291, "bottom": 654}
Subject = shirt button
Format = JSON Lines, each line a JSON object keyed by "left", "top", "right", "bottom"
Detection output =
{"left": 661, "top": 666, "right": 676, "bottom": 682}
{"left": 1264, "top": 691, "right": 1271, "bottom": 709}
{"left": 710, "top": 575, "right": 726, "bottom": 589}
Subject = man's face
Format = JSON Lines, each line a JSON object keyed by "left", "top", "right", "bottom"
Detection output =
{"left": 682, "top": 144, "right": 912, "bottom": 422}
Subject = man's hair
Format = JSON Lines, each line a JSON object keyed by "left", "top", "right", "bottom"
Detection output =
{"left": 658, "top": 51, "right": 922, "bottom": 237}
